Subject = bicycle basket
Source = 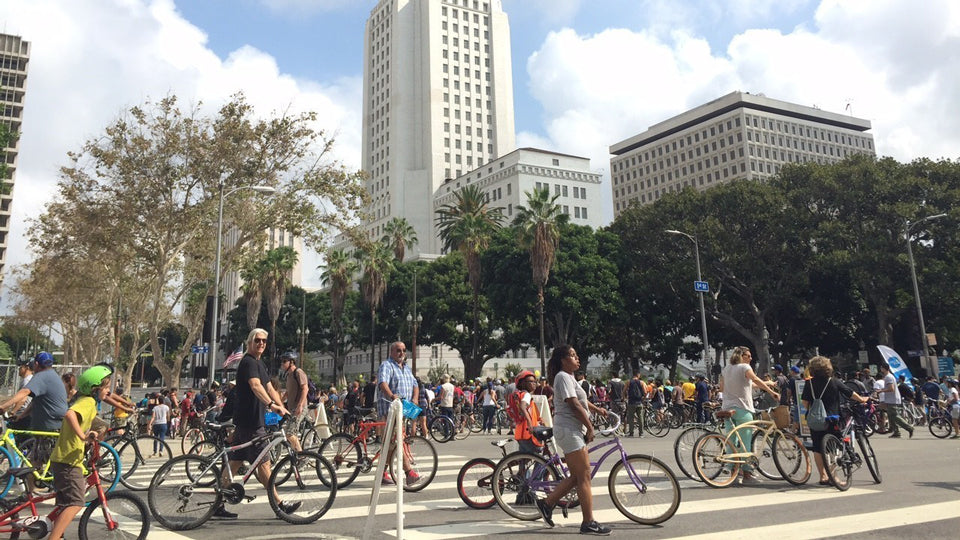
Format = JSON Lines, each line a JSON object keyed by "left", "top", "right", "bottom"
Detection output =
{"left": 402, "top": 400, "right": 423, "bottom": 420}
{"left": 770, "top": 405, "right": 790, "bottom": 429}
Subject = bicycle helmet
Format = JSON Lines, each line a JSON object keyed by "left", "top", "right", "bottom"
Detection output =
{"left": 34, "top": 351, "right": 55, "bottom": 368}
{"left": 77, "top": 365, "right": 113, "bottom": 396}
{"left": 279, "top": 351, "right": 298, "bottom": 362}
{"left": 515, "top": 370, "right": 536, "bottom": 386}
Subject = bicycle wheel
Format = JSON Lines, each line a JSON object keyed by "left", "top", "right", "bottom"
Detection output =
{"left": 457, "top": 457, "right": 496, "bottom": 509}
{"left": 673, "top": 426, "right": 710, "bottom": 481}
{"left": 750, "top": 431, "right": 782, "bottom": 480}
{"left": 644, "top": 411, "right": 669, "bottom": 438}
{"left": 772, "top": 432, "right": 811, "bottom": 486}
{"left": 181, "top": 428, "right": 204, "bottom": 455}
{"left": 94, "top": 441, "right": 123, "bottom": 496}
{"left": 268, "top": 451, "right": 338, "bottom": 524}
{"left": 318, "top": 433, "right": 362, "bottom": 488}
{"left": 148, "top": 454, "right": 222, "bottom": 530}
{"left": 186, "top": 440, "right": 221, "bottom": 460}
{"left": 856, "top": 431, "right": 881, "bottom": 483}
{"left": 871, "top": 410, "right": 890, "bottom": 434}
{"left": 78, "top": 490, "right": 150, "bottom": 540}
{"left": 428, "top": 416, "right": 455, "bottom": 443}
{"left": 491, "top": 451, "right": 557, "bottom": 520}
{"left": 928, "top": 416, "right": 952, "bottom": 439}
{"left": 118, "top": 436, "right": 173, "bottom": 490}
{"left": 300, "top": 427, "right": 322, "bottom": 451}
{"left": 608, "top": 454, "right": 681, "bottom": 525}
{"left": 820, "top": 434, "right": 850, "bottom": 491}
{"left": 453, "top": 417, "right": 472, "bottom": 440}
{"left": 0, "top": 446, "right": 15, "bottom": 498}
{"left": 692, "top": 433, "right": 739, "bottom": 487}
{"left": 391, "top": 435, "right": 438, "bottom": 492}
{"left": 467, "top": 414, "right": 483, "bottom": 433}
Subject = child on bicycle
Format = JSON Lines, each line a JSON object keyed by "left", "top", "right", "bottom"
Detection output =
{"left": 49, "top": 365, "right": 112, "bottom": 540}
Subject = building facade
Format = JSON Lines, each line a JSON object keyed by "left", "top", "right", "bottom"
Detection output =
{"left": 0, "top": 34, "right": 30, "bottom": 288}
{"left": 609, "top": 91, "right": 875, "bottom": 217}
{"left": 362, "top": 0, "right": 516, "bottom": 257}
{"left": 434, "top": 147, "right": 604, "bottom": 229}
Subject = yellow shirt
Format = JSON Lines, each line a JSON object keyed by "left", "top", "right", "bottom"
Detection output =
{"left": 50, "top": 396, "right": 98, "bottom": 467}
{"left": 682, "top": 382, "right": 696, "bottom": 402}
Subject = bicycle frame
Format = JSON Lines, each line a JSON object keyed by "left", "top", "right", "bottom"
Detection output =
{"left": 538, "top": 436, "right": 648, "bottom": 493}
{"left": 2, "top": 428, "right": 67, "bottom": 483}
{"left": 713, "top": 419, "right": 779, "bottom": 464}
{"left": 204, "top": 428, "right": 293, "bottom": 486}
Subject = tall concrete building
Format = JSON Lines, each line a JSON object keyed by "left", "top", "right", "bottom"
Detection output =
{"left": 609, "top": 91, "right": 875, "bottom": 217}
{"left": 0, "top": 34, "right": 30, "bottom": 287}
{"left": 362, "top": 0, "right": 516, "bottom": 257}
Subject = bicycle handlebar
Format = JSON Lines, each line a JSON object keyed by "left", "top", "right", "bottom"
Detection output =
{"left": 600, "top": 411, "right": 621, "bottom": 436}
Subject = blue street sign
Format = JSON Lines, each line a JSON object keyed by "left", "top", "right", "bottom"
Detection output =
{"left": 191, "top": 345, "right": 209, "bottom": 354}
{"left": 694, "top": 281, "right": 709, "bottom": 292}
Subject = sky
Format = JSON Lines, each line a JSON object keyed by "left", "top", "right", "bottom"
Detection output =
{"left": 1, "top": 0, "right": 959, "bottom": 300}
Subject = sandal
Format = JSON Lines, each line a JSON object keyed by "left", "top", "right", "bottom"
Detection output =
{"left": 818, "top": 480, "right": 831, "bottom": 486}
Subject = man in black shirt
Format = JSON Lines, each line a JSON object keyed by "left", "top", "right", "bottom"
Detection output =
{"left": 216, "top": 328, "right": 296, "bottom": 520}
{"left": 362, "top": 376, "right": 378, "bottom": 408}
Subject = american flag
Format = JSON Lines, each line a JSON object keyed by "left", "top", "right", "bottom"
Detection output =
{"left": 223, "top": 346, "right": 244, "bottom": 368}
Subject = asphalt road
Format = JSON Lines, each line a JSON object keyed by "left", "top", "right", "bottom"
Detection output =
{"left": 103, "top": 422, "right": 960, "bottom": 540}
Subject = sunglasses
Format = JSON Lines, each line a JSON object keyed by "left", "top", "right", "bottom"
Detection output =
{"left": 395, "top": 348, "right": 407, "bottom": 353}
{"left": 254, "top": 338, "right": 267, "bottom": 344}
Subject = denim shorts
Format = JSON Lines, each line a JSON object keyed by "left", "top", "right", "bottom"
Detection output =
{"left": 554, "top": 424, "right": 586, "bottom": 454}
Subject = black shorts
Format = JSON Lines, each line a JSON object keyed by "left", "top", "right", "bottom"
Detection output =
{"left": 52, "top": 462, "right": 87, "bottom": 507}
{"left": 227, "top": 426, "right": 270, "bottom": 464}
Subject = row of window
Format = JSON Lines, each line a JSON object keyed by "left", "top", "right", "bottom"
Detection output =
{"left": 534, "top": 181, "right": 589, "bottom": 200}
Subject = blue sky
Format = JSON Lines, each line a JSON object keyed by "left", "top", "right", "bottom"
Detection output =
{"left": 1, "top": 0, "right": 959, "bottom": 295}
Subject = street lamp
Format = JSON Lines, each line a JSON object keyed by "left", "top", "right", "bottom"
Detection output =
{"left": 296, "top": 327, "right": 310, "bottom": 359}
{"left": 905, "top": 213, "right": 948, "bottom": 376}
{"left": 665, "top": 229, "right": 711, "bottom": 375}
{"left": 209, "top": 181, "right": 277, "bottom": 387}
{"left": 406, "top": 312, "right": 423, "bottom": 375}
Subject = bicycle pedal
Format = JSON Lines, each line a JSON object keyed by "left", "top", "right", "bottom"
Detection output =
{"left": 560, "top": 506, "right": 569, "bottom": 518}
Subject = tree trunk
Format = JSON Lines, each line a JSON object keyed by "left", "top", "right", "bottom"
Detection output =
{"left": 538, "top": 286, "right": 546, "bottom": 376}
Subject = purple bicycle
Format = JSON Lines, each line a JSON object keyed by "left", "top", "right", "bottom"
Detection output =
{"left": 490, "top": 413, "right": 681, "bottom": 525}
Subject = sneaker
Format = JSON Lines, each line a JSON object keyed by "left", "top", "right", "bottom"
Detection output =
{"left": 738, "top": 473, "right": 763, "bottom": 485}
{"left": 908, "top": 429, "right": 914, "bottom": 439}
{"left": 212, "top": 505, "right": 238, "bottom": 519}
{"left": 278, "top": 500, "right": 302, "bottom": 515}
{"left": 580, "top": 520, "right": 611, "bottom": 536}
{"left": 950, "top": 434, "right": 959, "bottom": 439}
{"left": 381, "top": 473, "right": 396, "bottom": 485}
{"left": 535, "top": 498, "right": 555, "bottom": 527}
{"left": 405, "top": 470, "right": 420, "bottom": 486}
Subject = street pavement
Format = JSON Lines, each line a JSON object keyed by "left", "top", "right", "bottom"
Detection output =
{"left": 100, "top": 425, "right": 960, "bottom": 540}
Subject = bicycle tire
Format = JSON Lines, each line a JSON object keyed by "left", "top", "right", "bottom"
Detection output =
{"left": 608, "top": 454, "right": 681, "bottom": 525}
{"left": 673, "top": 426, "right": 710, "bottom": 482}
{"left": 318, "top": 433, "right": 363, "bottom": 488}
{"left": 856, "top": 431, "right": 881, "bottom": 483}
{"left": 428, "top": 416, "right": 455, "bottom": 443}
{"left": 928, "top": 416, "right": 952, "bottom": 439}
{"left": 820, "top": 433, "right": 850, "bottom": 491}
{"left": 692, "top": 433, "right": 739, "bottom": 487}
{"left": 267, "top": 451, "right": 338, "bottom": 524}
{"left": 148, "top": 454, "right": 222, "bottom": 530}
{"left": 180, "top": 428, "right": 204, "bottom": 455}
{"left": 491, "top": 451, "right": 556, "bottom": 520}
{"left": 78, "top": 490, "right": 150, "bottom": 540}
{"left": 391, "top": 435, "right": 438, "bottom": 492}
{"left": 467, "top": 415, "right": 483, "bottom": 433}
{"left": 457, "top": 457, "right": 496, "bottom": 509}
{"left": 0, "top": 446, "right": 16, "bottom": 498}
{"left": 300, "top": 426, "right": 322, "bottom": 451}
{"left": 750, "top": 431, "right": 782, "bottom": 481}
{"left": 772, "top": 432, "right": 811, "bottom": 485}
{"left": 186, "top": 440, "right": 221, "bottom": 461}
{"left": 871, "top": 410, "right": 890, "bottom": 434}
{"left": 453, "top": 416, "right": 472, "bottom": 440}
{"left": 94, "top": 441, "right": 123, "bottom": 497}
{"left": 117, "top": 436, "right": 173, "bottom": 490}
{"left": 644, "top": 411, "right": 669, "bottom": 438}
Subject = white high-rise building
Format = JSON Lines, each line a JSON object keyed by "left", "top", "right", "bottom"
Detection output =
{"left": 362, "top": 0, "right": 516, "bottom": 258}
{"left": 0, "top": 34, "right": 30, "bottom": 289}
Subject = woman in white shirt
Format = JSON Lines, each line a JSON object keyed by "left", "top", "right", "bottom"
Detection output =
{"left": 147, "top": 400, "right": 171, "bottom": 458}
{"left": 719, "top": 346, "right": 779, "bottom": 484}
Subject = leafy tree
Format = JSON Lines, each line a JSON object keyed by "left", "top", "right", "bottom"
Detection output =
{"left": 381, "top": 217, "right": 418, "bottom": 262}
{"left": 240, "top": 254, "right": 265, "bottom": 332}
{"left": 355, "top": 241, "right": 394, "bottom": 379}
{"left": 259, "top": 246, "right": 299, "bottom": 365}
{"left": 320, "top": 248, "right": 358, "bottom": 385}
{"left": 512, "top": 186, "right": 567, "bottom": 375}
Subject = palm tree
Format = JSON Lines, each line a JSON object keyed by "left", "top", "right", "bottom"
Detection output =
{"left": 381, "top": 217, "right": 419, "bottom": 262}
{"left": 240, "top": 258, "right": 263, "bottom": 332}
{"left": 513, "top": 186, "right": 568, "bottom": 375}
{"left": 355, "top": 241, "right": 394, "bottom": 379}
{"left": 259, "top": 246, "right": 299, "bottom": 367}
{"left": 320, "top": 248, "right": 357, "bottom": 386}
{"left": 435, "top": 184, "right": 504, "bottom": 368}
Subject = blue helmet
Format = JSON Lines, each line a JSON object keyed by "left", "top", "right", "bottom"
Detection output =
{"left": 34, "top": 352, "right": 54, "bottom": 368}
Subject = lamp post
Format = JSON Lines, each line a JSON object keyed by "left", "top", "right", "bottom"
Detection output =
{"left": 905, "top": 213, "right": 947, "bottom": 376}
{"left": 209, "top": 181, "right": 277, "bottom": 387}
{"left": 407, "top": 267, "right": 421, "bottom": 374}
{"left": 296, "top": 327, "right": 310, "bottom": 359}
{"left": 665, "top": 229, "right": 711, "bottom": 374}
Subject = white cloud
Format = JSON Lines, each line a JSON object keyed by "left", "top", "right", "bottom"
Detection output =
{"left": 258, "top": 0, "right": 360, "bottom": 16}
{"left": 0, "top": 0, "right": 361, "bottom": 301}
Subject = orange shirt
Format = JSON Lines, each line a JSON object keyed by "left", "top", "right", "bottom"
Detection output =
{"left": 514, "top": 391, "right": 543, "bottom": 447}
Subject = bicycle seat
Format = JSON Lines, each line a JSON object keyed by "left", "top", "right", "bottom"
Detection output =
{"left": 205, "top": 421, "right": 234, "bottom": 431}
{"left": 492, "top": 439, "right": 511, "bottom": 448}
{"left": 352, "top": 407, "right": 376, "bottom": 416}
{"left": 715, "top": 410, "right": 736, "bottom": 419}
{"left": 6, "top": 467, "right": 35, "bottom": 479}
{"left": 531, "top": 426, "right": 553, "bottom": 442}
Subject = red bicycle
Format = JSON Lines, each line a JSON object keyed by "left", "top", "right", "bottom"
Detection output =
{"left": 0, "top": 439, "right": 149, "bottom": 539}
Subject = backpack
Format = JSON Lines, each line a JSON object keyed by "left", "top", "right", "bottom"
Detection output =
{"left": 306, "top": 377, "right": 321, "bottom": 404}
{"left": 806, "top": 379, "right": 830, "bottom": 431}
{"left": 506, "top": 391, "right": 526, "bottom": 425}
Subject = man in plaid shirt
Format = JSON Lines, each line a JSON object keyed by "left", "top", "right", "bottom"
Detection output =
{"left": 375, "top": 341, "right": 420, "bottom": 485}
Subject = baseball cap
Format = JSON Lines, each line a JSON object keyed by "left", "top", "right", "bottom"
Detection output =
{"left": 790, "top": 366, "right": 801, "bottom": 374}
{"left": 772, "top": 364, "right": 783, "bottom": 372}
{"left": 33, "top": 351, "right": 55, "bottom": 368}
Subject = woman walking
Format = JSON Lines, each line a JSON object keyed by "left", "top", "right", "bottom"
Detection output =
{"left": 534, "top": 344, "right": 613, "bottom": 535}
{"left": 719, "top": 346, "right": 779, "bottom": 484}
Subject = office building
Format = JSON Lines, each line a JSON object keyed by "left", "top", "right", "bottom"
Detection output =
{"left": 362, "top": 0, "right": 516, "bottom": 258}
{"left": 0, "top": 34, "right": 30, "bottom": 288}
{"left": 609, "top": 91, "right": 875, "bottom": 217}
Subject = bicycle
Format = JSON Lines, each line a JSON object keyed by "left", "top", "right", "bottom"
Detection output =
{"left": 673, "top": 413, "right": 726, "bottom": 482}
{"left": 491, "top": 413, "right": 681, "bottom": 525}
{"left": 821, "top": 402, "right": 881, "bottom": 490}
{"left": 318, "top": 414, "right": 438, "bottom": 491}
{"left": 927, "top": 401, "right": 954, "bottom": 438}
{"left": 692, "top": 407, "right": 811, "bottom": 487}
{"left": 0, "top": 439, "right": 149, "bottom": 539}
{"left": 103, "top": 420, "right": 173, "bottom": 490}
{"left": 147, "top": 415, "right": 337, "bottom": 529}
{"left": 456, "top": 438, "right": 514, "bottom": 509}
